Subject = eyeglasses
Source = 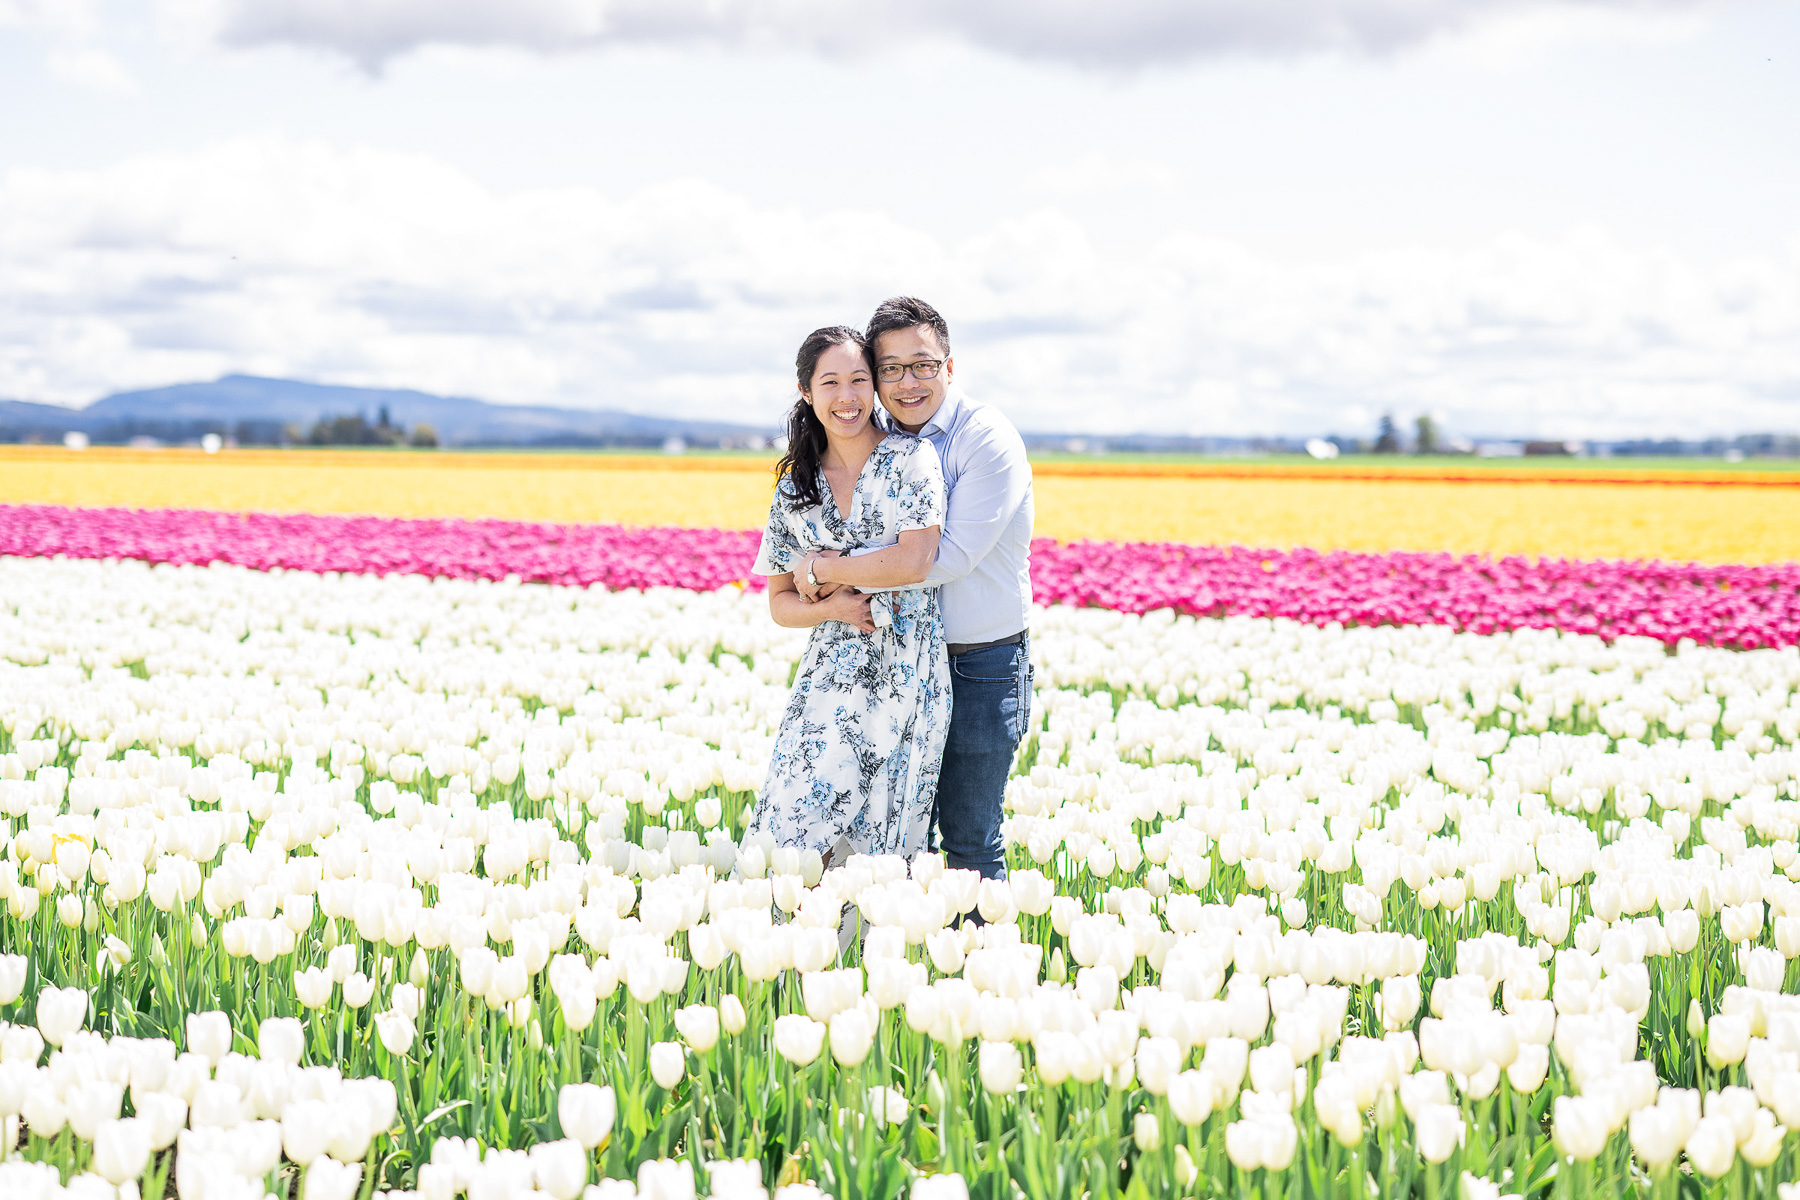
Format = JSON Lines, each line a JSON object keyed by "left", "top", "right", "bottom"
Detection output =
{"left": 876, "top": 359, "right": 944, "bottom": 383}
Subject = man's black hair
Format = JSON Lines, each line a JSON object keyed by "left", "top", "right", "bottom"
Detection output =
{"left": 866, "top": 296, "right": 950, "bottom": 357}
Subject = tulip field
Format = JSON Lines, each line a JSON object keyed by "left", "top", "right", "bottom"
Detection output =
{"left": 4, "top": 474, "right": 1800, "bottom": 1200}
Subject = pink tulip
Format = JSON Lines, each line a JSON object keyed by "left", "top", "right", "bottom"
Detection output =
{"left": 4, "top": 504, "right": 1796, "bottom": 649}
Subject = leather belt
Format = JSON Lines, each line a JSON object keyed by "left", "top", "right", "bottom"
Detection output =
{"left": 947, "top": 631, "right": 1025, "bottom": 657}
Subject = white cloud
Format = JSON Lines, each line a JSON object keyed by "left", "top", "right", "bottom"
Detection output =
{"left": 1, "top": 136, "right": 1795, "bottom": 439}
{"left": 165, "top": 0, "right": 1731, "bottom": 72}
{"left": 47, "top": 46, "right": 139, "bottom": 93}
{"left": 0, "top": 0, "right": 103, "bottom": 38}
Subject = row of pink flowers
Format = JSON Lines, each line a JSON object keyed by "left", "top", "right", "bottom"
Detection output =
{"left": 1030, "top": 541, "right": 1800, "bottom": 651}
{"left": 4, "top": 504, "right": 1797, "bottom": 649}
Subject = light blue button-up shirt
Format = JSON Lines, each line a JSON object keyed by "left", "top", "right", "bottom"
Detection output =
{"left": 880, "top": 389, "right": 1034, "bottom": 645}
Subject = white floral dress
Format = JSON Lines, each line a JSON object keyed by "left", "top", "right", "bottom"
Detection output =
{"left": 749, "top": 434, "right": 950, "bottom": 861}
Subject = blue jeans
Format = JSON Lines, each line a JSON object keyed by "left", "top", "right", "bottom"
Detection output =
{"left": 934, "top": 637, "right": 1032, "bottom": 881}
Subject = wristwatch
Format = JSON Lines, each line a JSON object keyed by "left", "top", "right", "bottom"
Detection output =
{"left": 806, "top": 558, "right": 820, "bottom": 589}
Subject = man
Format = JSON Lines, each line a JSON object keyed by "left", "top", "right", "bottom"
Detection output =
{"left": 795, "top": 296, "right": 1033, "bottom": 881}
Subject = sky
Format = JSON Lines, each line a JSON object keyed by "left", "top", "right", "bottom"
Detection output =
{"left": 1, "top": 0, "right": 1796, "bottom": 440}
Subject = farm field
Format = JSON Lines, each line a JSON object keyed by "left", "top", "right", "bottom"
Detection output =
{"left": 4, "top": 451, "right": 1800, "bottom": 1199}
{"left": 4, "top": 445, "right": 1800, "bottom": 561}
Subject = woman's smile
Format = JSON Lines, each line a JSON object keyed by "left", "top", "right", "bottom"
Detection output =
{"left": 807, "top": 339, "right": 878, "bottom": 439}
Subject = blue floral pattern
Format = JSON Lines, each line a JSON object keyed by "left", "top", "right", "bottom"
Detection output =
{"left": 749, "top": 435, "right": 949, "bottom": 860}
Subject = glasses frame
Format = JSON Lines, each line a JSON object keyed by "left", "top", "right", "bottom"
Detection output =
{"left": 875, "top": 359, "right": 945, "bottom": 383}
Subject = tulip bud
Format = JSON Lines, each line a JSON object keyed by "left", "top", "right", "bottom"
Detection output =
{"left": 695, "top": 795, "right": 722, "bottom": 828}
{"left": 867, "top": 1085, "right": 908, "bottom": 1126}
{"left": 508, "top": 995, "right": 534, "bottom": 1029}
{"left": 1373, "top": 1086, "right": 1397, "bottom": 1130}
{"left": 1687, "top": 999, "right": 1706, "bottom": 1039}
{"left": 1133, "top": 1112, "right": 1161, "bottom": 1154}
{"left": 409, "top": 949, "right": 430, "bottom": 989}
{"left": 1173, "top": 1144, "right": 1198, "bottom": 1188}
{"left": 720, "top": 994, "right": 747, "bottom": 1036}
{"left": 649, "top": 1041, "right": 686, "bottom": 1090}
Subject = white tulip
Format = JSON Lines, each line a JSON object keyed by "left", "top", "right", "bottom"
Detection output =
{"left": 773, "top": 1015, "right": 825, "bottom": 1067}
{"left": 558, "top": 1083, "right": 616, "bottom": 1150}
{"left": 92, "top": 1116, "right": 152, "bottom": 1184}
{"left": 258, "top": 1017, "right": 305, "bottom": 1067}
{"left": 637, "top": 1156, "right": 698, "bottom": 1200}
{"left": 0, "top": 955, "right": 27, "bottom": 1004}
{"left": 912, "top": 1174, "right": 970, "bottom": 1200}
{"left": 303, "top": 1155, "right": 363, "bottom": 1200}
{"left": 1707, "top": 1014, "right": 1751, "bottom": 1069}
{"left": 977, "top": 1041, "right": 1023, "bottom": 1095}
{"left": 529, "top": 1138, "right": 588, "bottom": 1200}
{"left": 829, "top": 1008, "right": 874, "bottom": 1068}
{"left": 650, "top": 1041, "right": 686, "bottom": 1090}
{"left": 36, "top": 986, "right": 88, "bottom": 1047}
{"left": 720, "top": 994, "right": 747, "bottom": 1035}
{"left": 294, "top": 967, "right": 334, "bottom": 1009}
{"left": 675, "top": 1004, "right": 721, "bottom": 1053}
{"left": 65, "top": 1079, "right": 124, "bottom": 1139}
{"left": 185, "top": 1010, "right": 231, "bottom": 1066}
{"left": 343, "top": 971, "right": 376, "bottom": 1009}
{"left": 1684, "top": 1116, "right": 1737, "bottom": 1179}
{"left": 375, "top": 1010, "right": 416, "bottom": 1055}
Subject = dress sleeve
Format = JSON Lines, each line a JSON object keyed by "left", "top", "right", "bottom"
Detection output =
{"left": 752, "top": 480, "right": 807, "bottom": 576}
{"left": 892, "top": 437, "right": 946, "bottom": 533}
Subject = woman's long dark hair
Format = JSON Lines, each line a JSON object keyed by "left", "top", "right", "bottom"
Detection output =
{"left": 774, "top": 325, "right": 872, "bottom": 510}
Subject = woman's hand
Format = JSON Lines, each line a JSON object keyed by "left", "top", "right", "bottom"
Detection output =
{"left": 795, "top": 549, "right": 844, "bottom": 602}
{"left": 766, "top": 570, "right": 872, "bottom": 631}
{"left": 823, "top": 588, "right": 875, "bottom": 633}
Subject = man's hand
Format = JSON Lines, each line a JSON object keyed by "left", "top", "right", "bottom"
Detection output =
{"left": 824, "top": 588, "right": 875, "bottom": 633}
{"left": 795, "top": 549, "right": 844, "bottom": 602}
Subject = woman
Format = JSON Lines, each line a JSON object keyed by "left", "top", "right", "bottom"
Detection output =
{"left": 748, "top": 325, "right": 949, "bottom": 863}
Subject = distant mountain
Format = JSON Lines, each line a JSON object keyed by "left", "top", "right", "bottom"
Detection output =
{"left": 0, "top": 375, "right": 778, "bottom": 448}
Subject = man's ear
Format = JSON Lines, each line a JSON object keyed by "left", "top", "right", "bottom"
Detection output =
{"left": 942, "top": 356, "right": 954, "bottom": 384}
